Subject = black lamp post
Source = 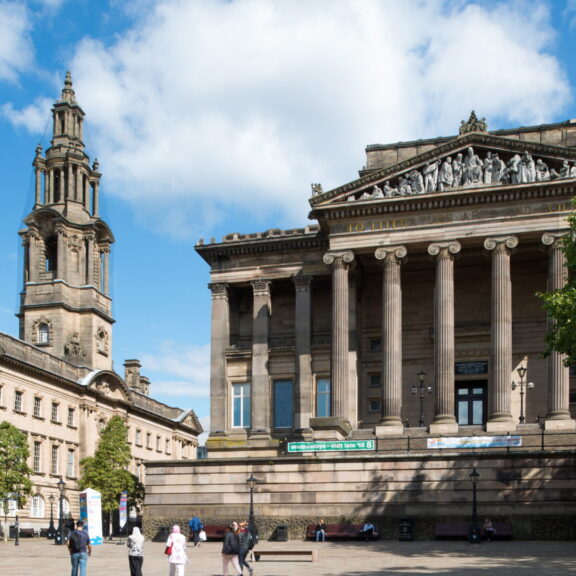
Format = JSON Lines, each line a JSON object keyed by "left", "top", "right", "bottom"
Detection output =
{"left": 512, "top": 366, "right": 534, "bottom": 424}
{"left": 55, "top": 478, "right": 66, "bottom": 545}
{"left": 411, "top": 369, "right": 432, "bottom": 428}
{"left": 47, "top": 494, "right": 55, "bottom": 539}
{"left": 247, "top": 473, "right": 260, "bottom": 544}
{"left": 14, "top": 495, "right": 20, "bottom": 547}
{"left": 468, "top": 467, "right": 481, "bottom": 544}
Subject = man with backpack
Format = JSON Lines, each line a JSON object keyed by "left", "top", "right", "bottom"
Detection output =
{"left": 68, "top": 520, "right": 92, "bottom": 576}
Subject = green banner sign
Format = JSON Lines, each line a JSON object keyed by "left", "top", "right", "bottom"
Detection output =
{"left": 287, "top": 440, "right": 376, "bottom": 453}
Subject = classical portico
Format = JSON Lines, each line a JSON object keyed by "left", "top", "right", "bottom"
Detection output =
{"left": 196, "top": 116, "right": 576, "bottom": 457}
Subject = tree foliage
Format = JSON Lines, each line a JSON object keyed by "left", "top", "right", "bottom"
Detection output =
{"left": 539, "top": 200, "right": 576, "bottom": 365}
{"left": 78, "top": 416, "right": 139, "bottom": 514}
{"left": 0, "top": 421, "right": 33, "bottom": 514}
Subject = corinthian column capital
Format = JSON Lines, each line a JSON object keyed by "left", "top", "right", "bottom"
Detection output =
{"left": 251, "top": 279, "right": 271, "bottom": 296}
{"left": 428, "top": 240, "right": 461, "bottom": 258}
{"left": 209, "top": 282, "right": 229, "bottom": 299}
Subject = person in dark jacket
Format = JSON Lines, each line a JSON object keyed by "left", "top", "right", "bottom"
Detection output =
{"left": 237, "top": 521, "right": 253, "bottom": 575}
{"left": 222, "top": 524, "right": 241, "bottom": 576}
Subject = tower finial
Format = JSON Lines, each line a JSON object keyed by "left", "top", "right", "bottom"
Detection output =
{"left": 61, "top": 71, "right": 76, "bottom": 104}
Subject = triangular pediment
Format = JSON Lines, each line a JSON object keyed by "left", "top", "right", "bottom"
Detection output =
{"left": 310, "top": 131, "right": 576, "bottom": 208}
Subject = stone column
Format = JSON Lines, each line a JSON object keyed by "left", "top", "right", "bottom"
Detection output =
{"left": 28, "top": 230, "right": 40, "bottom": 283}
{"left": 56, "top": 226, "right": 67, "bottom": 280}
{"left": 85, "top": 234, "right": 94, "bottom": 285}
{"left": 293, "top": 274, "right": 313, "bottom": 435}
{"left": 541, "top": 233, "right": 575, "bottom": 430}
{"left": 48, "top": 169, "right": 54, "bottom": 204}
{"left": 59, "top": 167, "right": 65, "bottom": 202}
{"left": 428, "top": 241, "right": 461, "bottom": 433}
{"left": 34, "top": 166, "right": 42, "bottom": 207}
{"left": 209, "top": 283, "right": 230, "bottom": 436}
{"left": 102, "top": 246, "right": 110, "bottom": 295}
{"left": 92, "top": 180, "right": 100, "bottom": 217}
{"left": 322, "top": 251, "right": 355, "bottom": 434}
{"left": 251, "top": 280, "right": 271, "bottom": 435}
{"left": 375, "top": 246, "right": 406, "bottom": 435}
{"left": 67, "top": 164, "right": 74, "bottom": 200}
{"left": 484, "top": 236, "right": 518, "bottom": 431}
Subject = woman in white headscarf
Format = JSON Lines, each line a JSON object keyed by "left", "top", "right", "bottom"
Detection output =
{"left": 166, "top": 525, "right": 188, "bottom": 576}
{"left": 127, "top": 526, "right": 145, "bottom": 576}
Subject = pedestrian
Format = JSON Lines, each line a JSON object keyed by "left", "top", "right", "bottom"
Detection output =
{"left": 127, "top": 526, "right": 144, "bottom": 576}
{"left": 166, "top": 525, "right": 188, "bottom": 576}
{"left": 67, "top": 519, "right": 92, "bottom": 576}
{"left": 222, "top": 524, "right": 242, "bottom": 576}
{"left": 315, "top": 519, "right": 326, "bottom": 542}
{"left": 188, "top": 513, "right": 203, "bottom": 547}
{"left": 238, "top": 521, "right": 253, "bottom": 575}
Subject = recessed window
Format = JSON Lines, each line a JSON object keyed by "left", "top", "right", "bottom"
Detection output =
{"left": 156, "top": 436, "right": 161, "bottom": 451}
{"left": 51, "top": 402, "right": 59, "bottom": 423}
{"left": 51, "top": 445, "right": 59, "bottom": 475}
{"left": 368, "top": 374, "right": 381, "bottom": 387}
{"left": 45, "top": 236, "right": 58, "bottom": 273}
{"left": 146, "top": 433, "right": 151, "bottom": 449}
{"left": 273, "top": 380, "right": 293, "bottom": 428}
{"left": 369, "top": 338, "right": 382, "bottom": 352}
{"left": 33, "top": 441, "right": 42, "bottom": 473}
{"left": 368, "top": 399, "right": 382, "bottom": 413}
{"left": 135, "top": 429, "right": 142, "bottom": 447}
{"left": 67, "top": 408, "right": 75, "bottom": 427}
{"left": 33, "top": 397, "right": 42, "bottom": 418}
{"left": 67, "top": 449, "right": 75, "bottom": 478}
{"left": 165, "top": 439, "right": 171, "bottom": 454}
{"left": 38, "top": 323, "right": 50, "bottom": 344}
{"left": 31, "top": 494, "right": 44, "bottom": 518}
{"left": 14, "top": 391, "right": 23, "bottom": 413}
{"left": 232, "top": 383, "right": 251, "bottom": 428}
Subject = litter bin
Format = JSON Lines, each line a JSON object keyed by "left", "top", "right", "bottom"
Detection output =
{"left": 156, "top": 526, "right": 169, "bottom": 542}
{"left": 276, "top": 525, "right": 288, "bottom": 542}
{"left": 398, "top": 518, "right": 414, "bottom": 541}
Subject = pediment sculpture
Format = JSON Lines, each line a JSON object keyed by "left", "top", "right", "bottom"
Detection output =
{"left": 346, "top": 147, "right": 576, "bottom": 203}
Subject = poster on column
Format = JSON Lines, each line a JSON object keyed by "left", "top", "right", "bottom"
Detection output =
{"left": 79, "top": 488, "right": 103, "bottom": 545}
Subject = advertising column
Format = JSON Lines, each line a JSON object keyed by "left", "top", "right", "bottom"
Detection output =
{"left": 79, "top": 488, "right": 103, "bottom": 545}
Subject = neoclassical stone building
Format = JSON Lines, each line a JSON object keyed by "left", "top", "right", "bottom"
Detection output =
{"left": 0, "top": 74, "right": 202, "bottom": 533}
{"left": 142, "top": 114, "right": 576, "bottom": 540}
{"left": 196, "top": 113, "right": 576, "bottom": 457}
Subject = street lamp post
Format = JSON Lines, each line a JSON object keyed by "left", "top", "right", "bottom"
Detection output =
{"left": 468, "top": 467, "right": 481, "bottom": 544}
{"left": 55, "top": 478, "right": 66, "bottom": 545}
{"left": 512, "top": 366, "right": 534, "bottom": 424}
{"left": 47, "top": 494, "right": 55, "bottom": 539}
{"left": 246, "top": 473, "right": 260, "bottom": 544}
{"left": 411, "top": 370, "right": 432, "bottom": 428}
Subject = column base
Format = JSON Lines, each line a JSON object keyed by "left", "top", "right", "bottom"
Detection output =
{"left": 289, "top": 428, "right": 315, "bottom": 441}
{"left": 486, "top": 420, "right": 516, "bottom": 433}
{"left": 310, "top": 417, "right": 352, "bottom": 440}
{"left": 429, "top": 422, "right": 458, "bottom": 435}
{"left": 375, "top": 424, "right": 404, "bottom": 437}
{"left": 544, "top": 418, "right": 576, "bottom": 431}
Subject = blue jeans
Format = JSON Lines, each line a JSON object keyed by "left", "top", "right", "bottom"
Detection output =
{"left": 315, "top": 529, "right": 325, "bottom": 542}
{"left": 70, "top": 552, "right": 88, "bottom": 576}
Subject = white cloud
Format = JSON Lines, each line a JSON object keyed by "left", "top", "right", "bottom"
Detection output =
{"left": 5, "top": 0, "right": 573, "bottom": 238}
{"left": 0, "top": 1, "right": 34, "bottom": 83}
{"left": 140, "top": 341, "right": 210, "bottom": 399}
{"left": 1, "top": 97, "right": 52, "bottom": 132}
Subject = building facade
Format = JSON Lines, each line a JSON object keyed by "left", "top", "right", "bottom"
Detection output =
{"left": 0, "top": 74, "right": 202, "bottom": 533}
{"left": 141, "top": 115, "right": 576, "bottom": 540}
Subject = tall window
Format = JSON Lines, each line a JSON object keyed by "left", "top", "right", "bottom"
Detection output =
{"left": 273, "top": 380, "right": 293, "bottom": 428}
{"left": 14, "top": 391, "right": 23, "bottom": 412}
{"left": 156, "top": 436, "right": 161, "bottom": 451}
{"left": 67, "top": 408, "right": 75, "bottom": 427}
{"left": 146, "top": 432, "right": 151, "bottom": 449}
{"left": 232, "top": 383, "right": 251, "bottom": 428}
{"left": 31, "top": 495, "right": 44, "bottom": 518}
{"left": 51, "top": 402, "right": 59, "bottom": 423}
{"left": 135, "top": 429, "right": 142, "bottom": 446}
{"left": 38, "top": 323, "right": 49, "bottom": 344}
{"left": 45, "top": 236, "right": 58, "bottom": 272}
{"left": 457, "top": 382, "right": 487, "bottom": 426}
{"left": 33, "top": 397, "right": 42, "bottom": 418}
{"left": 165, "top": 439, "right": 171, "bottom": 454}
{"left": 33, "top": 441, "right": 42, "bottom": 473}
{"left": 67, "top": 449, "right": 75, "bottom": 478}
{"left": 51, "top": 445, "right": 59, "bottom": 475}
{"left": 316, "top": 378, "right": 331, "bottom": 417}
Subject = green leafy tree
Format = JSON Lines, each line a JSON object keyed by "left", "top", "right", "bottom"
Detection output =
{"left": 0, "top": 421, "right": 33, "bottom": 541}
{"left": 539, "top": 200, "right": 576, "bottom": 365}
{"left": 78, "top": 415, "right": 138, "bottom": 538}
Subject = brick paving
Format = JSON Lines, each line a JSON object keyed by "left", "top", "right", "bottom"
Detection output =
{"left": 1, "top": 538, "right": 576, "bottom": 575}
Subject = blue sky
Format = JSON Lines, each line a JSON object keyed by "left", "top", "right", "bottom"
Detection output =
{"left": 1, "top": 0, "right": 575, "bottom": 442}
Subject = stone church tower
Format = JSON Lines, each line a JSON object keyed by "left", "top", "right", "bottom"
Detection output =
{"left": 18, "top": 72, "right": 114, "bottom": 370}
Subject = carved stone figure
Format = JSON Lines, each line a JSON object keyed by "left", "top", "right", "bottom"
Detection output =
{"left": 423, "top": 160, "right": 440, "bottom": 193}
{"left": 438, "top": 157, "right": 453, "bottom": 191}
{"left": 311, "top": 183, "right": 323, "bottom": 196}
{"left": 507, "top": 154, "right": 521, "bottom": 184}
{"left": 383, "top": 181, "right": 398, "bottom": 197}
{"left": 462, "top": 147, "right": 483, "bottom": 185}
{"left": 399, "top": 176, "right": 412, "bottom": 196}
{"left": 452, "top": 153, "right": 464, "bottom": 187}
{"left": 518, "top": 152, "right": 536, "bottom": 183}
{"left": 535, "top": 159, "right": 550, "bottom": 182}
{"left": 459, "top": 110, "right": 488, "bottom": 135}
{"left": 571, "top": 163, "right": 576, "bottom": 178}
{"left": 410, "top": 170, "right": 425, "bottom": 194}
{"left": 372, "top": 184, "right": 384, "bottom": 198}
{"left": 64, "top": 332, "right": 83, "bottom": 357}
{"left": 483, "top": 152, "right": 493, "bottom": 184}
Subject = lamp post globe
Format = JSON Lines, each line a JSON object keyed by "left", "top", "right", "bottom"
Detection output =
{"left": 246, "top": 473, "right": 260, "bottom": 545}
{"left": 55, "top": 477, "right": 66, "bottom": 545}
{"left": 47, "top": 494, "right": 55, "bottom": 539}
{"left": 468, "top": 468, "right": 481, "bottom": 544}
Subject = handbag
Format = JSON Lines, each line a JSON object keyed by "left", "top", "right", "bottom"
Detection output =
{"left": 199, "top": 530, "right": 207, "bottom": 542}
{"left": 164, "top": 544, "right": 173, "bottom": 556}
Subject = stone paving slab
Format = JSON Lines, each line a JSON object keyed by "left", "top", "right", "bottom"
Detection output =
{"left": 1, "top": 538, "right": 576, "bottom": 575}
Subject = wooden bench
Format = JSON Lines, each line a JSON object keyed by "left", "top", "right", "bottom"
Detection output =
{"left": 435, "top": 521, "right": 513, "bottom": 540}
{"left": 201, "top": 525, "right": 228, "bottom": 541}
{"left": 18, "top": 528, "right": 36, "bottom": 538}
{"left": 254, "top": 549, "right": 317, "bottom": 562}
{"left": 305, "top": 524, "right": 379, "bottom": 540}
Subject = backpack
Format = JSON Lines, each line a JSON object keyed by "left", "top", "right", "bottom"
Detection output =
{"left": 247, "top": 531, "right": 256, "bottom": 550}
{"left": 68, "top": 531, "right": 83, "bottom": 553}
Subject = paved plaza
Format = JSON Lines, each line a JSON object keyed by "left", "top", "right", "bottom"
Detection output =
{"left": 1, "top": 538, "right": 576, "bottom": 576}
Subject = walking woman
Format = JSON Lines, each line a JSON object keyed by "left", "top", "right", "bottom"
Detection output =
{"left": 222, "top": 524, "right": 241, "bottom": 576}
{"left": 166, "top": 525, "right": 188, "bottom": 576}
{"left": 127, "top": 526, "right": 144, "bottom": 576}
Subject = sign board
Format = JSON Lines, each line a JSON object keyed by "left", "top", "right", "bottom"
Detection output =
{"left": 79, "top": 488, "right": 103, "bottom": 545}
{"left": 455, "top": 361, "right": 488, "bottom": 375}
{"left": 427, "top": 436, "right": 521, "bottom": 449}
{"left": 119, "top": 491, "right": 128, "bottom": 529}
{"left": 287, "top": 440, "right": 376, "bottom": 453}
